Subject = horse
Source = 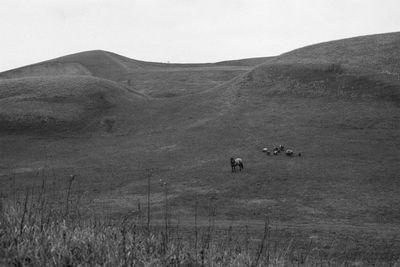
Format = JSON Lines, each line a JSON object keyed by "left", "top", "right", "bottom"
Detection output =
{"left": 230, "top": 157, "right": 244, "bottom": 172}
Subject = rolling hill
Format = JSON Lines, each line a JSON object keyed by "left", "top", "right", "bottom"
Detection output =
{"left": 0, "top": 50, "right": 271, "bottom": 132}
{"left": 0, "top": 50, "right": 271, "bottom": 97}
{"left": 0, "top": 50, "right": 270, "bottom": 80}
{"left": 0, "top": 75, "right": 147, "bottom": 133}
{"left": 0, "top": 50, "right": 154, "bottom": 80}
{"left": 277, "top": 32, "right": 400, "bottom": 73}
{"left": 0, "top": 32, "right": 399, "bottom": 250}
{"left": 234, "top": 32, "right": 400, "bottom": 103}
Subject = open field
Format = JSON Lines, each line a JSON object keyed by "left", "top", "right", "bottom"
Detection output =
{"left": 1, "top": 32, "right": 400, "bottom": 265}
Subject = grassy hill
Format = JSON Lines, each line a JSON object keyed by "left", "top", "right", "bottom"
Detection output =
{"left": 0, "top": 50, "right": 271, "bottom": 97}
{"left": 0, "top": 50, "right": 154, "bottom": 80}
{"left": 236, "top": 32, "right": 400, "bottom": 102}
{"left": 277, "top": 32, "right": 400, "bottom": 73}
{"left": 0, "top": 32, "right": 400, "bottom": 263}
{"left": 0, "top": 50, "right": 271, "bottom": 132}
{"left": 0, "top": 75, "right": 146, "bottom": 133}
{"left": 0, "top": 50, "right": 271, "bottom": 80}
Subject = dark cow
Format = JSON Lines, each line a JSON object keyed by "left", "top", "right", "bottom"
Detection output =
{"left": 285, "top": 149, "right": 294, "bottom": 156}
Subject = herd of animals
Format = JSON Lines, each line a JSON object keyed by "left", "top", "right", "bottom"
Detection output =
{"left": 263, "top": 145, "right": 301, "bottom": 157}
{"left": 230, "top": 144, "right": 302, "bottom": 172}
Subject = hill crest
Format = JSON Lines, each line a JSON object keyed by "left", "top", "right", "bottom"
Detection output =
{"left": 232, "top": 31, "right": 400, "bottom": 103}
{"left": 0, "top": 50, "right": 271, "bottom": 81}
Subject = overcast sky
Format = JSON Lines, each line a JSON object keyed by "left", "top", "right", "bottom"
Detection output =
{"left": 1, "top": 0, "right": 399, "bottom": 71}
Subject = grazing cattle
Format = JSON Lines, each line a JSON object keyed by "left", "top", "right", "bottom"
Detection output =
{"left": 273, "top": 147, "right": 280, "bottom": 153}
{"left": 266, "top": 151, "right": 271, "bottom": 155}
{"left": 230, "top": 157, "right": 244, "bottom": 172}
{"left": 262, "top": 148, "right": 268, "bottom": 153}
{"left": 298, "top": 152, "right": 302, "bottom": 157}
{"left": 279, "top": 145, "right": 285, "bottom": 151}
{"left": 273, "top": 150, "right": 278, "bottom": 155}
{"left": 285, "top": 149, "right": 294, "bottom": 156}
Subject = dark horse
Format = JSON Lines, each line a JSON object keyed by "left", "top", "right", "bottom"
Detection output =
{"left": 230, "top": 157, "right": 244, "bottom": 172}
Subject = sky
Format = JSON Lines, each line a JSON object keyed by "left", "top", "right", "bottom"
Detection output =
{"left": 1, "top": 0, "right": 399, "bottom": 71}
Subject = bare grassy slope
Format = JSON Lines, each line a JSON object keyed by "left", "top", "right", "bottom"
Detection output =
{"left": 0, "top": 50, "right": 272, "bottom": 98}
{"left": 0, "top": 75, "right": 146, "bottom": 132}
{"left": 277, "top": 31, "right": 400, "bottom": 72}
{"left": 0, "top": 50, "right": 268, "bottom": 132}
{"left": 237, "top": 32, "right": 400, "bottom": 102}
{"left": 0, "top": 50, "right": 270, "bottom": 81}
{"left": 0, "top": 62, "right": 92, "bottom": 79}
{"left": 0, "top": 50, "right": 137, "bottom": 81}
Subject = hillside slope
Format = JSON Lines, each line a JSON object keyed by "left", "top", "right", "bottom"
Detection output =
{"left": 277, "top": 32, "right": 400, "bottom": 73}
{"left": 0, "top": 51, "right": 272, "bottom": 132}
{"left": 234, "top": 32, "right": 400, "bottom": 103}
{"left": 0, "top": 50, "right": 141, "bottom": 81}
{"left": 0, "top": 75, "right": 146, "bottom": 132}
{"left": 0, "top": 50, "right": 272, "bottom": 97}
{"left": 0, "top": 50, "right": 270, "bottom": 80}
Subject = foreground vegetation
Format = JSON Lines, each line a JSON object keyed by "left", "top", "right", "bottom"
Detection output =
{"left": 1, "top": 177, "right": 400, "bottom": 267}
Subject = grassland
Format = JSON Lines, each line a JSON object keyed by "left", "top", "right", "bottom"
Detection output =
{"left": 0, "top": 75, "right": 146, "bottom": 132}
{"left": 1, "top": 32, "right": 400, "bottom": 265}
{"left": 1, "top": 176, "right": 399, "bottom": 266}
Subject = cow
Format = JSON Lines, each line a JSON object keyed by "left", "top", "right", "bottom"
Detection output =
{"left": 285, "top": 149, "right": 294, "bottom": 156}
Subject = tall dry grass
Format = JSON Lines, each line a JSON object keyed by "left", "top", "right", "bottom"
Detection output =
{"left": 1, "top": 175, "right": 399, "bottom": 266}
